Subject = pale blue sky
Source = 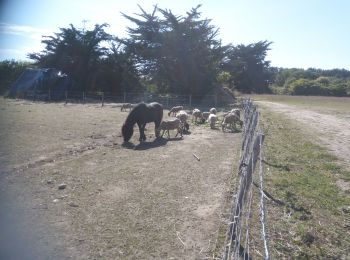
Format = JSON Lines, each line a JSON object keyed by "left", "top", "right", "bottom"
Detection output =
{"left": 1, "top": 0, "right": 349, "bottom": 69}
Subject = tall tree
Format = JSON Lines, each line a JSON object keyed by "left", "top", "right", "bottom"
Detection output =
{"left": 222, "top": 41, "right": 272, "bottom": 93}
{"left": 28, "top": 23, "right": 112, "bottom": 91}
{"left": 122, "top": 5, "right": 226, "bottom": 95}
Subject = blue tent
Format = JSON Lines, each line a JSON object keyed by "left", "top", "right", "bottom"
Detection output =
{"left": 9, "top": 68, "right": 70, "bottom": 100}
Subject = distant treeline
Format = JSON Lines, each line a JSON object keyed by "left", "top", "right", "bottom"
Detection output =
{"left": 1, "top": 5, "right": 349, "bottom": 97}
{"left": 270, "top": 68, "right": 350, "bottom": 96}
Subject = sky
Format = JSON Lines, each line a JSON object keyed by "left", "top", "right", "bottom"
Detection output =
{"left": 1, "top": 0, "right": 350, "bottom": 70}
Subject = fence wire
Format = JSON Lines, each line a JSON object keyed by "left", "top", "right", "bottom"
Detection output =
{"left": 223, "top": 98, "right": 269, "bottom": 260}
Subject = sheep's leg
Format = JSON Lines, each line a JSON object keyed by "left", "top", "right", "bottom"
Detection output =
{"left": 167, "top": 130, "right": 170, "bottom": 139}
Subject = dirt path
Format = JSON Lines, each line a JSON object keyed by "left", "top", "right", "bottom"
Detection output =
{"left": 257, "top": 101, "right": 350, "bottom": 170}
{"left": 0, "top": 99, "right": 240, "bottom": 259}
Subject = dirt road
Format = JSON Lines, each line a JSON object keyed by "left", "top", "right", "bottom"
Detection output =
{"left": 0, "top": 99, "right": 240, "bottom": 259}
{"left": 257, "top": 101, "right": 350, "bottom": 169}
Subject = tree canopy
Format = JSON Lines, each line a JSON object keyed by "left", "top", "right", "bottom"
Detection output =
{"left": 22, "top": 5, "right": 276, "bottom": 95}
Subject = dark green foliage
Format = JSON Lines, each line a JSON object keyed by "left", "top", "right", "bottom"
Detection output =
{"left": 18, "top": 5, "right": 273, "bottom": 95}
{"left": 122, "top": 5, "right": 227, "bottom": 95}
{"left": 0, "top": 60, "right": 34, "bottom": 95}
{"left": 270, "top": 68, "right": 350, "bottom": 96}
{"left": 28, "top": 24, "right": 140, "bottom": 93}
{"left": 221, "top": 41, "right": 273, "bottom": 93}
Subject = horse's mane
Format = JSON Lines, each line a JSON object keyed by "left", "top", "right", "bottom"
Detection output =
{"left": 124, "top": 103, "right": 145, "bottom": 126}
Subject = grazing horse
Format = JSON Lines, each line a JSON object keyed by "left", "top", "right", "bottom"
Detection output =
{"left": 122, "top": 102, "right": 163, "bottom": 142}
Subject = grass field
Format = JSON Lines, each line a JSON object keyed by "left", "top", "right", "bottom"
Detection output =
{"left": 251, "top": 95, "right": 350, "bottom": 258}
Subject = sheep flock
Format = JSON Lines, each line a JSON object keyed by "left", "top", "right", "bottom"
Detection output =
{"left": 160, "top": 105, "right": 243, "bottom": 138}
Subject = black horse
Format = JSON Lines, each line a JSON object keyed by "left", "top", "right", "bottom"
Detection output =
{"left": 122, "top": 102, "right": 163, "bottom": 142}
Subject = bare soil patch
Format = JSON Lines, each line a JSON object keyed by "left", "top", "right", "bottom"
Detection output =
{"left": 0, "top": 98, "right": 240, "bottom": 259}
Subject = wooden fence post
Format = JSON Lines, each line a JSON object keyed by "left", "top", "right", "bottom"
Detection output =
{"left": 101, "top": 92, "right": 104, "bottom": 107}
{"left": 224, "top": 133, "right": 265, "bottom": 259}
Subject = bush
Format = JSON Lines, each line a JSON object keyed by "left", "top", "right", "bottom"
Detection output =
{"left": 288, "top": 79, "right": 325, "bottom": 95}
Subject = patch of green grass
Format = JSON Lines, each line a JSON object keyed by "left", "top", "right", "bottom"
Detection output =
{"left": 259, "top": 107, "right": 350, "bottom": 258}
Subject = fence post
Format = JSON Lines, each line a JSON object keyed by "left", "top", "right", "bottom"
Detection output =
{"left": 65, "top": 91, "right": 68, "bottom": 104}
{"left": 123, "top": 92, "right": 126, "bottom": 103}
{"left": 189, "top": 95, "right": 192, "bottom": 108}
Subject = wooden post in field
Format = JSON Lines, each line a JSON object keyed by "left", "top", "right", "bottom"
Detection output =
{"left": 82, "top": 92, "right": 85, "bottom": 104}
{"left": 101, "top": 92, "right": 104, "bottom": 107}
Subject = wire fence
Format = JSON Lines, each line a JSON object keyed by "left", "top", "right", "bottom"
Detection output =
{"left": 19, "top": 90, "right": 222, "bottom": 109}
{"left": 222, "top": 98, "right": 269, "bottom": 260}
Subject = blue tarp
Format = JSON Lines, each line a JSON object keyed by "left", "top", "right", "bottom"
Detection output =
{"left": 9, "top": 68, "right": 70, "bottom": 100}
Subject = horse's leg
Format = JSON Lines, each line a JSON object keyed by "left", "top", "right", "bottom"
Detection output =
{"left": 141, "top": 123, "right": 147, "bottom": 141}
{"left": 137, "top": 123, "right": 145, "bottom": 142}
{"left": 154, "top": 121, "right": 161, "bottom": 138}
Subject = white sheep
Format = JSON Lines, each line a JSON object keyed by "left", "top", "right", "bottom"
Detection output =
{"left": 121, "top": 103, "right": 133, "bottom": 111}
{"left": 209, "top": 107, "right": 217, "bottom": 115}
{"left": 159, "top": 118, "right": 183, "bottom": 138}
{"left": 202, "top": 111, "right": 210, "bottom": 120}
{"left": 168, "top": 106, "right": 183, "bottom": 116}
{"left": 222, "top": 113, "right": 243, "bottom": 132}
{"left": 176, "top": 110, "right": 190, "bottom": 132}
{"left": 192, "top": 108, "right": 203, "bottom": 123}
{"left": 208, "top": 113, "right": 218, "bottom": 129}
{"left": 230, "top": 108, "right": 241, "bottom": 119}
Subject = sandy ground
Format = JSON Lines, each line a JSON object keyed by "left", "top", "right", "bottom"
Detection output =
{"left": 0, "top": 99, "right": 240, "bottom": 259}
{"left": 257, "top": 101, "right": 350, "bottom": 191}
